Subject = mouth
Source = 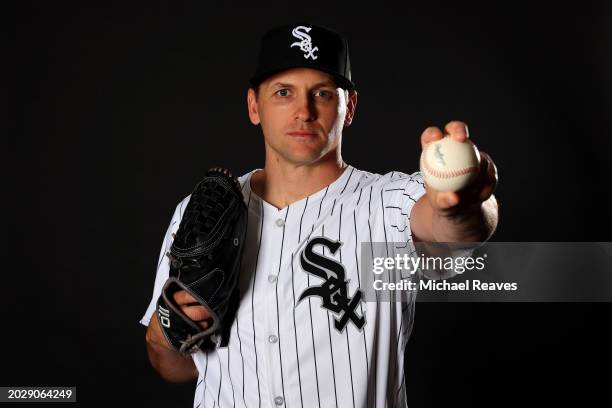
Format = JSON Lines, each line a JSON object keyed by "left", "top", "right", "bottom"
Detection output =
{"left": 286, "top": 131, "right": 318, "bottom": 137}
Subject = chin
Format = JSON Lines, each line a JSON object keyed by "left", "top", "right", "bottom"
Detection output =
{"left": 281, "top": 143, "right": 326, "bottom": 163}
{"left": 278, "top": 147, "right": 326, "bottom": 165}
{"left": 284, "top": 153, "right": 323, "bottom": 166}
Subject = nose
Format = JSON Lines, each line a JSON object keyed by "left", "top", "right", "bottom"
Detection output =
{"left": 294, "top": 93, "right": 316, "bottom": 122}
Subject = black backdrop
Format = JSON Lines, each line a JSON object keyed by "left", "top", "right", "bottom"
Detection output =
{"left": 8, "top": 1, "right": 612, "bottom": 407}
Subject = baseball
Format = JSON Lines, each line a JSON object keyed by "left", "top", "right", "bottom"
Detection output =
{"left": 420, "top": 136, "right": 481, "bottom": 192}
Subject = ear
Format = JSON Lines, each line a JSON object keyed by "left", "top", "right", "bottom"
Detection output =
{"left": 344, "top": 90, "right": 358, "bottom": 127}
{"left": 247, "top": 88, "right": 260, "bottom": 125}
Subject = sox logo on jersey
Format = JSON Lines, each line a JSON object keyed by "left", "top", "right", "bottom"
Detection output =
{"left": 298, "top": 237, "right": 365, "bottom": 331}
{"left": 290, "top": 25, "right": 319, "bottom": 60}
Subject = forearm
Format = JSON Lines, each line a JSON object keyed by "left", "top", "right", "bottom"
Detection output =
{"left": 411, "top": 194, "right": 499, "bottom": 243}
{"left": 145, "top": 312, "right": 199, "bottom": 383}
{"left": 432, "top": 195, "right": 499, "bottom": 243}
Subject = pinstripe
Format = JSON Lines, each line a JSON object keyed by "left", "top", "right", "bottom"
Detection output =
{"left": 299, "top": 197, "right": 317, "bottom": 407}
{"left": 275, "top": 207, "right": 290, "bottom": 405}
{"left": 235, "top": 190, "right": 252, "bottom": 408}
{"left": 353, "top": 210, "right": 370, "bottom": 405}
{"left": 235, "top": 314, "right": 247, "bottom": 408}
{"left": 402, "top": 192, "right": 418, "bottom": 203}
{"left": 250, "top": 200, "right": 264, "bottom": 408}
{"left": 392, "top": 317, "right": 403, "bottom": 408}
{"left": 308, "top": 188, "right": 331, "bottom": 408}
{"left": 367, "top": 186, "right": 377, "bottom": 408}
{"left": 227, "top": 345, "right": 235, "bottom": 408}
{"left": 317, "top": 187, "right": 329, "bottom": 218}
{"left": 308, "top": 186, "right": 329, "bottom": 240}
{"left": 395, "top": 301, "right": 414, "bottom": 404}
{"left": 195, "top": 378, "right": 203, "bottom": 408}
{"left": 290, "top": 253, "right": 305, "bottom": 408}
{"left": 340, "top": 167, "right": 355, "bottom": 194}
{"left": 326, "top": 311, "right": 340, "bottom": 408}
{"left": 203, "top": 355, "right": 209, "bottom": 408}
{"left": 380, "top": 188, "right": 394, "bottom": 408}
{"left": 235, "top": 191, "right": 252, "bottom": 407}
{"left": 307, "top": 272, "right": 322, "bottom": 408}
{"left": 394, "top": 378, "right": 406, "bottom": 408}
{"left": 217, "top": 353, "right": 223, "bottom": 407}
{"left": 395, "top": 300, "right": 412, "bottom": 404}
{"left": 338, "top": 204, "right": 356, "bottom": 408}
{"left": 298, "top": 197, "right": 309, "bottom": 242}
{"left": 321, "top": 224, "right": 339, "bottom": 408}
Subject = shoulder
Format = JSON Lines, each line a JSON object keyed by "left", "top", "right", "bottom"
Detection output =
{"left": 237, "top": 169, "right": 259, "bottom": 193}
{"left": 349, "top": 167, "right": 425, "bottom": 195}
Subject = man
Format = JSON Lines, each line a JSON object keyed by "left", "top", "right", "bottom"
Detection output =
{"left": 141, "top": 23, "right": 498, "bottom": 407}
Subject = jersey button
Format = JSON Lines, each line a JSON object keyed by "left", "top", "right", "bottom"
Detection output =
{"left": 268, "top": 334, "right": 278, "bottom": 343}
{"left": 274, "top": 396, "right": 284, "bottom": 405}
{"left": 275, "top": 218, "right": 285, "bottom": 227}
{"left": 268, "top": 275, "right": 277, "bottom": 283}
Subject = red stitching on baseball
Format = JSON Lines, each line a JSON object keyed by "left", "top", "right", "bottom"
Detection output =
{"left": 421, "top": 144, "right": 479, "bottom": 180}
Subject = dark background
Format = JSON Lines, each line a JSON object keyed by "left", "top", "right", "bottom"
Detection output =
{"left": 8, "top": 1, "right": 611, "bottom": 407}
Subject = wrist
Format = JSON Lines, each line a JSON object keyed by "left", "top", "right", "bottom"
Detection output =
{"left": 146, "top": 312, "right": 175, "bottom": 351}
{"left": 432, "top": 198, "right": 495, "bottom": 243}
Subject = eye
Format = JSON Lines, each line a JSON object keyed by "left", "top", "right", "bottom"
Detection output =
{"left": 275, "top": 88, "right": 290, "bottom": 97}
{"left": 315, "top": 89, "right": 334, "bottom": 99}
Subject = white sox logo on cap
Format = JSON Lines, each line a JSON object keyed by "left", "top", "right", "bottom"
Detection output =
{"left": 290, "top": 25, "right": 319, "bottom": 60}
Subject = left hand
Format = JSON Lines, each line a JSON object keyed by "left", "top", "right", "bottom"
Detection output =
{"left": 420, "top": 121, "right": 498, "bottom": 218}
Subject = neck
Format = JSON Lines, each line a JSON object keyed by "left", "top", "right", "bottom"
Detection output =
{"left": 251, "top": 149, "right": 347, "bottom": 209}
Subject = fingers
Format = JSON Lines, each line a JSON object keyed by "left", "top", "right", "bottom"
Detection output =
{"left": 444, "top": 121, "right": 469, "bottom": 142}
{"left": 181, "top": 304, "right": 211, "bottom": 321}
{"left": 173, "top": 290, "right": 212, "bottom": 330}
{"left": 428, "top": 151, "right": 498, "bottom": 211}
{"left": 173, "top": 290, "right": 198, "bottom": 306}
{"left": 420, "top": 121, "right": 469, "bottom": 150}
{"left": 452, "top": 151, "right": 498, "bottom": 204}
{"left": 421, "top": 122, "right": 498, "bottom": 216}
{"left": 182, "top": 305, "right": 212, "bottom": 330}
{"left": 433, "top": 191, "right": 459, "bottom": 209}
{"left": 476, "top": 151, "right": 498, "bottom": 201}
{"left": 420, "top": 126, "right": 444, "bottom": 150}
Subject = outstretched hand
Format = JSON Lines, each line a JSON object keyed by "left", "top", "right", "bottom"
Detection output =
{"left": 420, "top": 121, "right": 498, "bottom": 218}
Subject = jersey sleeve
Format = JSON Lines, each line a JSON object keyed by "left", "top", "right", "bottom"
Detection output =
{"left": 139, "top": 195, "right": 191, "bottom": 327}
{"left": 372, "top": 171, "right": 425, "bottom": 351}
{"left": 378, "top": 170, "right": 427, "bottom": 244}
{"left": 377, "top": 171, "right": 478, "bottom": 281}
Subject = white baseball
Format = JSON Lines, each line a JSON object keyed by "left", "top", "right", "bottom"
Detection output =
{"left": 419, "top": 136, "right": 481, "bottom": 192}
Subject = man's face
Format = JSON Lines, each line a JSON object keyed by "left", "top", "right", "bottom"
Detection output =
{"left": 247, "top": 68, "right": 356, "bottom": 166}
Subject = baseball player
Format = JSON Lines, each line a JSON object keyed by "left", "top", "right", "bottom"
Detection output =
{"left": 141, "top": 23, "right": 499, "bottom": 408}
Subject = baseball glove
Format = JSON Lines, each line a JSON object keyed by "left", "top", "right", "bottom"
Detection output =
{"left": 156, "top": 168, "right": 247, "bottom": 354}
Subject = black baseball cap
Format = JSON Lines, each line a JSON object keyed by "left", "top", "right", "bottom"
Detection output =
{"left": 250, "top": 23, "right": 355, "bottom": 90}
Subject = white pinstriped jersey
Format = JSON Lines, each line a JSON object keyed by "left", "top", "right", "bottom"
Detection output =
{"left": 141, "top": 165, "right": 427, "bottom": 408}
